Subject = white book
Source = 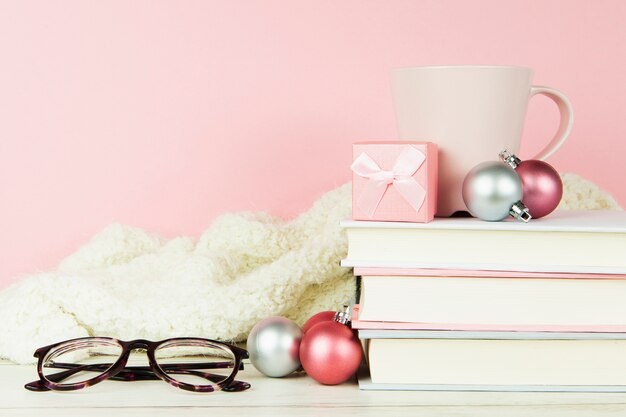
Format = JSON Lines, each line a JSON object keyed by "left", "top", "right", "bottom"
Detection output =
{"left": 360, "top": 330, "right": 626, "bottom": 391}
{"left": 357, "top": 275, "right": 626, "bottom": 327}
{"left": 341, "top": 210, "right": 626, "bottom": 274}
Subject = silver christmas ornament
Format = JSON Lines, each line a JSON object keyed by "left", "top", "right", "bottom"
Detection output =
{"left": 462, "top": 161, "right": 531, "bottom": 222}
{"left": 247, "top": 316, "right": 303, "bottom": 377}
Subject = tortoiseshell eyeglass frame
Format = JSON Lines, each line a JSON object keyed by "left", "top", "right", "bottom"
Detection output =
{"left": 24, "top": 337, "right": 250, "bottom": 393}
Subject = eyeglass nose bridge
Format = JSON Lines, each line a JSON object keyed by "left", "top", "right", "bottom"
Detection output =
{"left": 125, "top": 339, "right": 153, "bottom": 350}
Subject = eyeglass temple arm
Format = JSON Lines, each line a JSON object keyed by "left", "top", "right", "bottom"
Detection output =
{"left": 25, "top": 370, "right": 250, "bottom": 393}
{"left": 30, "top": 361, "right": 244, "bottom": 384}
{"left": 50, "top": 361, "right": 242, "bottom": 372}
{"left": 24, "top": 364, "right": 98, "bottom": 392}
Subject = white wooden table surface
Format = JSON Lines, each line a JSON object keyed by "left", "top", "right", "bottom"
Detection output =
{"left": 3, "top": 360, "right": 626, "bottom": 416}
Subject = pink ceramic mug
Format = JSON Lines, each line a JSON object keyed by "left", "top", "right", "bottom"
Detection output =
{"left": 390, "top": 65, "right": 573, "bottom": 217}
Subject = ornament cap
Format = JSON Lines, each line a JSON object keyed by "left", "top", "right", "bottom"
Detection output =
{"left": 334, "top": 305, "right": 352, "bottom": 326}
{"left": 499, "top": 149, "right": 522, "bottom": 169}
{"left": 509, "top": 201, "right": 532, "bottom": 223}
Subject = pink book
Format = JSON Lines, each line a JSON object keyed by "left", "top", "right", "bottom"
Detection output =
{"left": 354, "top": 267, "right": 626, "bottom": 280}
{"left": 351, "top": 305, "right": 626, "bottom": 333}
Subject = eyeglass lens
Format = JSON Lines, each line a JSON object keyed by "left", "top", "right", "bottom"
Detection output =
{"left": 42, "top": 339, "right": 124, "bottom": 386}
{"left": 154, "top": 339, "right": 237, "bottom": 386}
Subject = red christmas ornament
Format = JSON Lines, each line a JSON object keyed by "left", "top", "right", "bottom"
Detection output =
{"left": 299, "top": 307, "right": 362, "bottom": 385}
{"left": 302, "top": 311, "right": 336, "bottom": 333}
{"left": 500, "top": 150, "right": 563, "bottom": 218}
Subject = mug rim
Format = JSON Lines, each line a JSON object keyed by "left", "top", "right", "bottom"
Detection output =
{"left": 391, "top": 64, "right": 532, "bottom": 72}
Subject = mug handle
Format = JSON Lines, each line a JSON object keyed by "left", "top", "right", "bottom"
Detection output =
{"left": 529, "top": 86, "right": 574, "bottom": 160}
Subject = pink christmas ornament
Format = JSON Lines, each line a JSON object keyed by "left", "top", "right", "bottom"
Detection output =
{"left": 500, "top": 150, "right": 563, "bottom": 219}
{"left": 299, "top": 307, "right": 362, "bottom": 385}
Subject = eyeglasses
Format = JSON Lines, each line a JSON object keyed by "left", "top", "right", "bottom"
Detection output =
{"left": 25, "top": 337, "right": 250, "bottom": 393}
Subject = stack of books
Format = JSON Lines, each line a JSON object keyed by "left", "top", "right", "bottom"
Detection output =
{"left": 341, "top": 210, "right": 626, "bottom": 392}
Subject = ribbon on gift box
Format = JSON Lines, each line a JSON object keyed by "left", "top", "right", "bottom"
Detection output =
{"left": 351, "top": 145, "right": 427, "bottom": 218}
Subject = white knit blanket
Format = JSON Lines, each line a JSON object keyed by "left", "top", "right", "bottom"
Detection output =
{"left": 0, "top": 175, "right": 621, "bottom": 364}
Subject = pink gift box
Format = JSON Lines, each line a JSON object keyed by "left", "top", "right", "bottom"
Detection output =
{"left": 351, "top": 141, "right": 438, "bottom": 222}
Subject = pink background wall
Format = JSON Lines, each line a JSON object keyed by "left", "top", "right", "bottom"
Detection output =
{"left": 1, "top": 0, "right": 625, "bottom": 287}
